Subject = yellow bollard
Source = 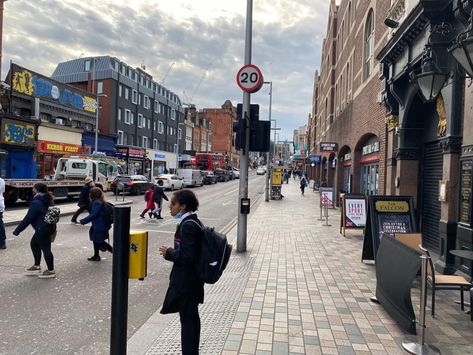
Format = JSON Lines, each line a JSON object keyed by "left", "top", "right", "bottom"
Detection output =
{"left": 129, "top": 230, "right": 148, "bottom": 280}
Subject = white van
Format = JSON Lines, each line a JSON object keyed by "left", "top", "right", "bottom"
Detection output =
{"left": 177, "top": 169, "right": 204, "bottom": 187}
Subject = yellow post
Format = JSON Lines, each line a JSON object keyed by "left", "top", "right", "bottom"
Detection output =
{"left": 129, "top": 230, "right": 148, "bottom": 280}
{"left": 272, "top": 168, "right": 282, "bottom": 185}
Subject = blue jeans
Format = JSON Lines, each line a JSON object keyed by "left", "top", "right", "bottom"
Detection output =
{"left": 0, "top": 212, "right": 5, "bottom": 246}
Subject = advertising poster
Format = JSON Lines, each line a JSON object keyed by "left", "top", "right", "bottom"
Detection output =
{"left": 345, "top": 197, "right": 367, "bottom": 228}
{"left": 320, "top": 187, "right": 334, "bottom": 208}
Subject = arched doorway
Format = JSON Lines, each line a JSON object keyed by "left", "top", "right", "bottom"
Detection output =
{"left": 354, "top": 134, "right": 380, "bottom": 195}
{"left": 338, "top": 145, "right": 352, "bottom": 193}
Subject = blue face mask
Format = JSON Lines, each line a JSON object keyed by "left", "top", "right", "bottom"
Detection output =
{"left": 174, "top": 211, "right": 183, "bottom": 220}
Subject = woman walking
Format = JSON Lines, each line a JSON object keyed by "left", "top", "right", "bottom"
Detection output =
{"left": 159, "top": 189, "right": 204, "bottom": 355}
{"left": 300, "top": 175, "right": 308, "bottom": 195}
{"left": 80, "top": 187, "right": 113, "bottom": 261}
{"left": 13, "top": 182, "right": 57, "bottom": 279}
{"left": 140, "top": 186, "right": 155, "bottom": 218}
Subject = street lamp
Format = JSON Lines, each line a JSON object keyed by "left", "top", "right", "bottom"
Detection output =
{"left": 449, "top": 9, "right": 473, "bottom": 77}
{"left": 94, "top": 93, "right": 107, "bottom": 154}
{"left": 263, "top": 81, "right": 272, "bottom": 202}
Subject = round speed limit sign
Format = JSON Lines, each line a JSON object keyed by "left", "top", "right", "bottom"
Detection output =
{"left": 236, "top": 64, "right": 264, "bottom": 93}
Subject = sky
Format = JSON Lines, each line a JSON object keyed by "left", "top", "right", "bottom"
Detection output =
{"left": 2, "top": 0, "right": 329, "bottom": 141}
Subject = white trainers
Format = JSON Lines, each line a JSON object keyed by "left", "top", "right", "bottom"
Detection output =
{"left": 24, "top": 265, "right": 41, "bottom": 275}
{"left": 38, "top": 270, "right": 56, "bottom": 279}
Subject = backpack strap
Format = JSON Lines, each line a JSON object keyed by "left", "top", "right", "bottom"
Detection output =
{"left": 180, "top": 218, "right": 204, "bottom": 231}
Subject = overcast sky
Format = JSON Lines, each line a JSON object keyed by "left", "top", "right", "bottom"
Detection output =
{"left": 2, "top": 0, "right": 329, "bottom": 141}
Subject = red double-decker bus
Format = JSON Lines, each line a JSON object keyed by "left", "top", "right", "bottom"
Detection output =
{"left": 195, "top": 152, "right": 225, "bottom": 171}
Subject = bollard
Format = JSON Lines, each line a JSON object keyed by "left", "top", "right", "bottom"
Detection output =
{"left": 323, "top": 203, "right": 331, "bottom": 226}
{"left": 401, "top": 254, "right": 440, "bottom": 355}
{"left": 110, "top": 206, "right": 131, "bottom": 355}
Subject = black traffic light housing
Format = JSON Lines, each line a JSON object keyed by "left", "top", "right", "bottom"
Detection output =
{"left": 234, "top": 104, "right": 270, "bottom": 152}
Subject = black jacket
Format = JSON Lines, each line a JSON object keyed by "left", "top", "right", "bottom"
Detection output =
{"left": 78, "top": 182, "right": 94, "bottom": 207}
{"left": 152, "top": 185, "right": 168, "bottom": 204}
{"left": 13, "top": 194, "right": 51, "bottom": 235}
{"left": 161, "top": 214, "right": 204, "bottom": 314}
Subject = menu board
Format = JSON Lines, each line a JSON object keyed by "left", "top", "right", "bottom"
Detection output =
{"left": 362, "top": 196, "right": 417, "bottom": 262}
{"left": 460, "top": 160, "right": 472, "bottom": 225}
{"left": 340, "top": 194, "right": 366, "bottom": 236}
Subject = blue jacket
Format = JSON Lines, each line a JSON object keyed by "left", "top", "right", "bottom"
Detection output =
{"left": 13, "top": 194, "right": 51, "bottom": 235}
{"left": 80, "top": 200, "right": 108, "bottom": 242}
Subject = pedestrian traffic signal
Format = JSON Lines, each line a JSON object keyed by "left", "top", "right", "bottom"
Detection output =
{"left": 235, "top": 104, "right": 270, "bottom": 152}
{"left": 233, "top": 118, "right": 246, "bottom": 150}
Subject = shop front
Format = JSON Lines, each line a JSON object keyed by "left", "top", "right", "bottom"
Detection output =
{"left": 37, "top": 124, "right": 83, "bottom": 179}
{"left": 0, "top": 115, "right": 37, "bottom": 179}
{"left": 358, "top": 137, "right": 380, "bottom": 196}
{"left": 146, "top": 149, "right": 175, "bottom": 179}
{"left": 115, "top": 145, "right": 146, "bottom": 175}
{"left": 319, "top": 142, "right": 337, "bottom": 187}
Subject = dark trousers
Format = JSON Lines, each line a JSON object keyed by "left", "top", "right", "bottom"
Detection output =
{"left": 179, "top": 305, "right": 200, "bottom": 355}
{"left": 71, "top": 205, "right": 89, "bottom": 222}
{"left": 140, "top": 207, "right": 154, "bottom": 216}
{"left": 31, "top": 225, "right": 54, "bottom": 270}
{"left": 92, "top": 241, "right": 113, "bottom": 257}
{"left": 0, "top": 212, "right": 5, "bottom": 246}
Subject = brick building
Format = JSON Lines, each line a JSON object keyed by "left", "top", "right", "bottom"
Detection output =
{"left": 310, "top": 0, "right": 390, "bottom": 197}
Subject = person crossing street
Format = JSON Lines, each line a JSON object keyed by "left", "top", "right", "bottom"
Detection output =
{"left": 152, "top": 179, "right": 169, "bottom": 219}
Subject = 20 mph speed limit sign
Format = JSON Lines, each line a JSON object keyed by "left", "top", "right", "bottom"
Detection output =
{"left": 236, "top": 64, "right": 264, "bottom": 93}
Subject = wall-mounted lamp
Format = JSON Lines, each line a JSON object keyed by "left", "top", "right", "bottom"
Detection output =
{"left": 384, "top": 18, "right": 399, "bottom": 29}
{"left": 448, "top": 9, "right": 473, "bottom": 77}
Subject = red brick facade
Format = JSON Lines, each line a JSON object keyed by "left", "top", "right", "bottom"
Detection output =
{"left": 310, "top": 0, "right": 390, "bottom": 196}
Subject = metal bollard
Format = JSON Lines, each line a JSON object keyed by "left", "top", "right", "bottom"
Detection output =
{"left": 323, "top": 203, "right": 331, "bottom": 226}
{"left": 110, "top": 206, "right": 131, "bottom": 355}
{"left": 401, "top": 254, "right": 440, "bottom": 355}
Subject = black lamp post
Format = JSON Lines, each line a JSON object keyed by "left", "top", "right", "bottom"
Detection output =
{"left": 449, "top": 10, "right": 473, "bottom": 77}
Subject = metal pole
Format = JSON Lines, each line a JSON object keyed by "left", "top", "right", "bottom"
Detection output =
{"left": 110, "top": 206, "right": 131, "bottom": 355}
{"left": 401, "top": 254, "right": 441, "bottom": 355}
{"left": 93, "top": 58, "right": 99, "bottom": 155}
{"left": 264, "top": 81, "right": 272, "bottom": 202}
{"left": 237, "top": 0, "right": 253, "bottom": 253}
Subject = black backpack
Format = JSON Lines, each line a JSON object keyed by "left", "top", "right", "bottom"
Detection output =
{"left": 103, "top": 202, "right": 114, "bottom": 230}
{"left": 182, "top": 220, "right": 232, "bottom": 284}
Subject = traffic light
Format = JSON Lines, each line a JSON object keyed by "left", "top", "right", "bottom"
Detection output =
{"left": 235, "top": 104, "right": 270, "bottom": 152}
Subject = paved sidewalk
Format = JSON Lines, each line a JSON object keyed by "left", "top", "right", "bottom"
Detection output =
{"left": 128, "top": 181, "right": 473, "bottom": 354}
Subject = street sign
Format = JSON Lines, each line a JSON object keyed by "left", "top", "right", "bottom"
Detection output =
{"left": 236, "top": 64, "right": 264, "bottom": 93}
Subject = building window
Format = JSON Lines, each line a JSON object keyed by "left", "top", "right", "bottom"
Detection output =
{"left": 142, "top": 136, "right": 148, "bottom": 148}
{"left": 138, "top": 93, "right": 142, "bottom": 106}
{"left": 171, "top": 108, "right": 176, "bottom": 120}
{"left": 144, "top": 95, "right": 150, "bottom": 109}
{"left": 118, "top": 108, "right": 122, "bottom": 121}
{"left": 124, "top": 109, "right": 131, "bottom": 124}
{"left": 130, "top": 112, "right": 134, "bottom": 125}
{"left": 138, "top": 114, "right": 143, "bottom": 128}
{"left": 119, "top": 85, "right": 123, "bottom": 97}
{"left": 153, "top": 121, "right": 157, "bottom": 131}
{"left": 178, "top": 128, "right": 182, "bottom": 140}
{"left": 148, "top": 118, "right": 151, "bottom": 129}
{"left": 132, "top": 89, "right": 137, "bottom": 104}
{"left": 117, "top": 130, "right": 124, "bottom": 145}
{"left": 365, "top": 9, "right": 374, "bottom": 79}
{"left": 154, "top": 101, "right": 159, "bottom": 113}
{"left": 153, "top": 139, "right": 158, "bottom": 150}
{"left": 158, "top": 121, "right": 164, "bottom": 134}
{"left": 124, "top": 87, "right": 130, "bottom": 100}
{"left": 85, "top": 60, "right": 91, "bottom": 72}
{"left": 97, "top": 81, "right": 103, "bottom": 94}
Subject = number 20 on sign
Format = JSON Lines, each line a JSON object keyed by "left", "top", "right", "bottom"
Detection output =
{"left": 236, "top": 64, "right": 264, "bottom": 93}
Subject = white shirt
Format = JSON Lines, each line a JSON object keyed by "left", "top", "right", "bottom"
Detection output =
{"left": 0, "top": 178, "right": 5, "bottom": 212}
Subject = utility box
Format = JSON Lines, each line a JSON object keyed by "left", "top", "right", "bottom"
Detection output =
{"left": 129, "top": 230, "right": 148, "bottom": 280}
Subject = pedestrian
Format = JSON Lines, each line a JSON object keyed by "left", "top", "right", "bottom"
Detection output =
{"left": 0, "top": 177, "right": 6, "bottom": 249}
{"left": 140, "top": 186, "right": 155, "bottom": 218}
{"left": 300, "top": 176, "right": 308, "bottom": 195}
{"left": 80, "top": 187, "right": 113, "bottom": 261}
{"left": 159, "top": 189, "right": 204, "bottom": 355}
{"left": 71, "top": 177, "right": 94, "bottom": 223}
{"left": 152, "top": 179, "right": 169, "bottom": 219}
{"left": 12, "top": 182, "right": 57, "bottom": 278}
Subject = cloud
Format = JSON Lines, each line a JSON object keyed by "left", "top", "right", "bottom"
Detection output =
{"left": 2, "top": 0, "right": 330, "bottom": 141}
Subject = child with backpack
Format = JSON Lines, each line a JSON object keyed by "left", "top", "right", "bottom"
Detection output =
{"left": 159, "top": 189, "right": 205, "bottom": 355}
{"left": 140, "top": 186, "right": 155, "bottom": 219}
{"left": 80, "top": 187, "right": 113, "bottom": 261}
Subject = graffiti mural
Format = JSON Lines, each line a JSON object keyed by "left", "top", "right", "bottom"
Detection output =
{"left": 11, "top": 64, "right": 97, "bottom": 113}
{"left": 1, "top": 119, "right": 35, "bottom": 145}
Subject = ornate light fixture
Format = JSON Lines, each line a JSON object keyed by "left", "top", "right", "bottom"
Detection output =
{"left": 448, "top": 9, "right": 473, "bottom": 77}
{"left": 414, "top": 48, "right": 449, "bottom": 102}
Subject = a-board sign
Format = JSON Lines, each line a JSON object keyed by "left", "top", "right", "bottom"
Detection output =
{"left": 340, "top": 194, "right": 366, "bottom": 236}
{"left": 362, "top": 195, "right": 417, "bottom": 262}
{"left": 320, "top": 187, "right": 334, "bottom": 209}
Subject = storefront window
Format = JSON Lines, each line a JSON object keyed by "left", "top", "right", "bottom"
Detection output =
{"left": 361, "top": 163, "right": 379, "bottom": 195}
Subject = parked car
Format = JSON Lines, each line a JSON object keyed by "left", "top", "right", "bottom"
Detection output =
{"left": 111, "top": 175, "right": 151, "bottom": 195}
{"left": 233, "top": 168, "right": 240, "bottom": 179}
{"left": 202, "top": 171, "right": 218, "bottom": 185}
{"left": 256, "top": 166, "right": 266, "bottom": 175}
{"left": 156, "top": 174, "right": 183, "bottom": 191}
{"left": 214, "top": 168, "right": 230, "bottom": 182}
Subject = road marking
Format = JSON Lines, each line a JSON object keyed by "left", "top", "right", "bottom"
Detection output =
{"left": 224, "top": 188, "right": 239, "bottom": 196}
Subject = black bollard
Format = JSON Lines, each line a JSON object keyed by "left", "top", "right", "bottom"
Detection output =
{"left": 110, "top": 206, "right": 130, "bottom": 355}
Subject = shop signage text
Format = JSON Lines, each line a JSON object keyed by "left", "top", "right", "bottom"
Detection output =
{"left": 2, "top": 119, "right": 35, "bottom": 145}
{"left": 38, "top": 140, "right": 82, "bottom": 154}
{"left": 320, "top": 142, "right": 337, "bottom": 152}
{"left": 116, "top": 146, "right": 145, "bottom": 159}
{"left": 362, "top": 141, "right": 380, "bottom": 156}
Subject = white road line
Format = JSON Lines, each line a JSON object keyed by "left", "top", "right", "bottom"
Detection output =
{"left": 224, "top": 188, "right": 239, "bottom": 196}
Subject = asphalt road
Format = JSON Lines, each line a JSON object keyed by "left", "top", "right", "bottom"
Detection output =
{"left": 0, "top": 172, "right": 266, "bottom": 355}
